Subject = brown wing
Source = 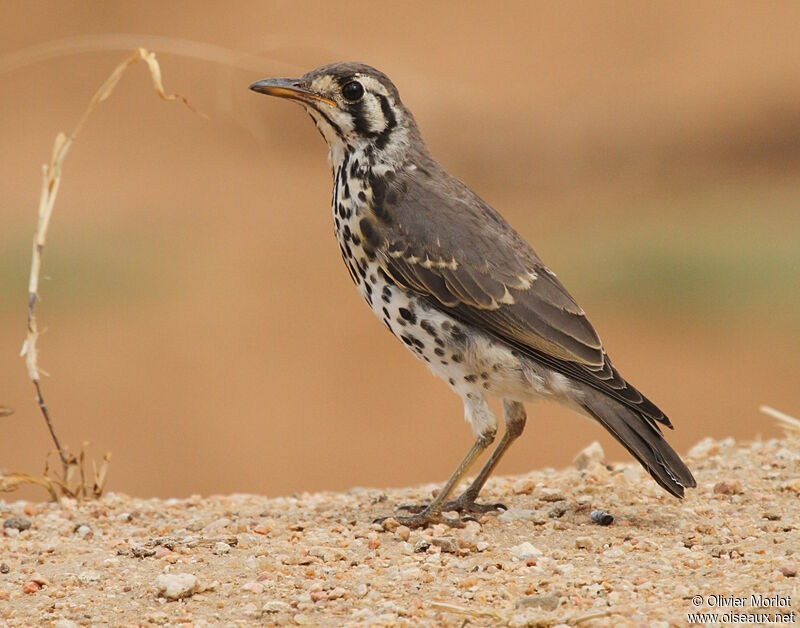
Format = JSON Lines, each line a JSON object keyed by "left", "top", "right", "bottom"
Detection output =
{"left": 375, "top": 165, "right": 671, "bottom": 428}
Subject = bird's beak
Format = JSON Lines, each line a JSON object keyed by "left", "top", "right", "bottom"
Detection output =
{"left": 249, "top": 77, "right": 337, "bottom": 108}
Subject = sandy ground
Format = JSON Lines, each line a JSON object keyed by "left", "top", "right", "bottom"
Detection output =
{"left": 1, "top": 434, "right": 798, "bottom": 627}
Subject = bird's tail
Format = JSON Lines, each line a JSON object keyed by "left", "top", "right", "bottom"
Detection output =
{"left": 578, "top": 387, "right": 696, "bottom": 497}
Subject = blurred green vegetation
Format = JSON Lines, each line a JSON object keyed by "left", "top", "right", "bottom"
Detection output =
{"left": 547, "top": 187, "right": 800, "bottom": 327}
{"left": 0, "top": 221, "right": 173, "bottom": 316}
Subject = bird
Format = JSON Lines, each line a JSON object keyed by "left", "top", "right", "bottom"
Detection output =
{"left": 250, "top": 63, "right": 696, "bottom": 528}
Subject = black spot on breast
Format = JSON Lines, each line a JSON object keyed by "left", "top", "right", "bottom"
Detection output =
{"left": 434, "top": 348, "right": 445, "bottom": 357}
{"left": 350, "top": 159, "right": 360, "bottom": 178}
{"left": 396, "top": 316, "right": 406, "bottom": 327}
{"left": 419, "top": 320, "right": 437, "bottom": 337}
{"left": 382, "top": 307, "right": 390, "bottom": 318}
{"left": 452, "top": 353, "right": 463, "bottom": 363}
{"left": 369, "top": 274, "right": 377, "bottom": 284}
{"left": 448, "top": 378, "right": 455, "bottom": 386}
{"left": 342, "top": 225, "right": 352, "bottom": 240}
{"left": 435, "top": 337, "right": 444, "bottom": 347}
{"left": 343, "top": 182, "right": 350, "bottom": 199}
{"left": 381, "top": 286, "right": 392, "bottom": 303}
{"left": 398, "top": 307, "right": 416, "bottom": 324}
{"left": 338, "top": 203, "right": 346, "bottom": 219}
{"left": 451, "top": 327, "right": 467, "bottom": 343}
{"left": 480, "top": 372, "right": 489, "bottom": 380}
{"left": 400, "top": 335, "right": 413, "bottom": 346}
{"left": 358, "top": 191, "right": 367, "bottom": 202}
{"left": 365, "top": 283, "right": 373, "bottom": 296}
{"left": 352, "top": 235, "right": 361, "bottom": 246}
{"left": 464, "top": 374, "right": 478, "bottom": 383}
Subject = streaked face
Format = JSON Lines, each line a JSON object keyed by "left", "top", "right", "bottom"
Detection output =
{"left": 250, "top": 64, "right": 408, "bottom": 158}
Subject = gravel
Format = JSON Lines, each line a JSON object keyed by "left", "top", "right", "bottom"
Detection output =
{"left": 1, "top": 434, "right": 797, "bottom": 626}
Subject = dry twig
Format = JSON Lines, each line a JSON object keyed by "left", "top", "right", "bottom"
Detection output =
{"left": 10, "top": 48, "right": 200, "bottom": 499}
{"left": 760, "top": 405, "right": 800, "bottom": 434}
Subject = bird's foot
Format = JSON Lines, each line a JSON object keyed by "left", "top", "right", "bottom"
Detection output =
{"left": 374, "top": 508, "right": 469, "bottom": 529}
{"left": 396, "top": 494, "right": 507, "bottom": 517}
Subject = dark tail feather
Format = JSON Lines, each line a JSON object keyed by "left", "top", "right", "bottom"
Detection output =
{"left": 579, "top": 388, "right": 696, "bottom": 498}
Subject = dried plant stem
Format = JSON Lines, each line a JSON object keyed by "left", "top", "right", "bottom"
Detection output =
{"left": 17, "top": 47, "right": 200, "bottom": 486}
{"left": 760, "top": 405, "right": 800, "bottom": 433}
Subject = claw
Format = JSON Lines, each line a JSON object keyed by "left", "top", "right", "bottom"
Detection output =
{"left": 396, "top": 497, "right": 507, "bottom": 517}
{"left": 374, "top": 509, "right": 467, "bottom": 529}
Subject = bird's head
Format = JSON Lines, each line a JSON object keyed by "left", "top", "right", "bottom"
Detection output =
{"left": 250, "top": 62, "right": 419, "bottom": 163}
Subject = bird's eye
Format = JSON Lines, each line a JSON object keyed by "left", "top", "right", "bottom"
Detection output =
{"left": 342, "top": 80, "right": 364, "bottom": 101}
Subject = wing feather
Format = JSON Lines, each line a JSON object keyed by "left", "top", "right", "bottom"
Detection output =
{"left": 374, "top": 163, "right": 671, "bottom": 427}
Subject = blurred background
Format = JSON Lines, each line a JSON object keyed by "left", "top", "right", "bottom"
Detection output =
{"left": 1, "top": 2, "right": 798, "bottom": 500}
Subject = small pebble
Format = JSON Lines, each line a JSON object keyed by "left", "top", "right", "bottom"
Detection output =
{"left": 687, "top": 437, "right": 719, "bottom": 458}
{"left": 714, "top": 479, "right": 743, "bottom": 495}
{"left": 3, "top": 516, "right": 32, "bottom": 532}
{"left": 395, "top": 525, "right": 410, "bottom": 541}
{"left": 779, "top": 563, "right": 797, "bottom": 577}
{"left": 573, "top": 441, "right": 605, "bottom": 470}
{"left": 430, "top": 537, "right": 458, "bottom": 554}
{"left": 154, "top": 546, "right": 173, "bottom": 559}
{"left": 575, "top": 536, "right": 592, "bottom": 549}
{"left": 213, "top": 541, "right": 232, "bottom": 555}
{"left": 511, "top": 542, "right": 542, "bottom": 560}
{"left": 590, "top": 509, "right": 614, "bottom": 525}
{"left": 74, "top": 524, "right": 92, "bottom": 539}
{"left": 380, "top": 517, "right": 399, "bottom": 532}
{"left": 0, "top": 563, "right": 9, "bottom": 574}
{"left": 155, "top": 573, "right": 198, "bottom": 600}
{"left": 414, "top": 539, "right": 430, "bottom": 553}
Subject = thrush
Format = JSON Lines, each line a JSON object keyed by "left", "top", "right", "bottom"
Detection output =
{"left": 250, "top": 63, "right": 696, "bottom": 528}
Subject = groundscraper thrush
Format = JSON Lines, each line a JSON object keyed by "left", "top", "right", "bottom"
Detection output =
{"left": 250, "top": 63, "right": 696, "bottom": 528}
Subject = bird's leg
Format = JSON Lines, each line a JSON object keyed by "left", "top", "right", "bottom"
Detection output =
{"left": 376, "top": 428, "right": 495, "bottom": 529}
{"left": 443, "top": 400, "right": 527, "bottom": 514}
